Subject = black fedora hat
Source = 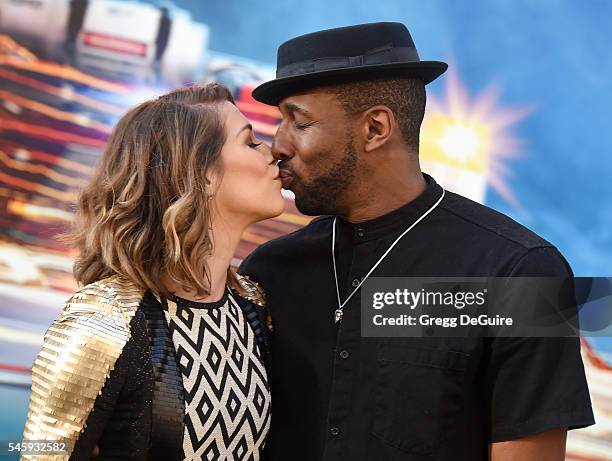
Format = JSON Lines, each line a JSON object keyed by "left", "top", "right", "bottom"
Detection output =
{"left": 252, "top": 22, "right": 447, "bottom": 105}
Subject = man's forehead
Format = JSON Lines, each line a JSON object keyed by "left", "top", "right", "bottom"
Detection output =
{"left": 278, "top": 90, "right": 339, "bottom": 115}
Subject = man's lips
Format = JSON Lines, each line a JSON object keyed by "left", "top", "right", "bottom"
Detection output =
{"left": 279, "top": 170, "right": 293, "bottom": 188}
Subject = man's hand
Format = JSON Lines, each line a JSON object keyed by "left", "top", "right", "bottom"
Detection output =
{"left": 92, "top": 445, "right": 100, "bottom": 457}
{"left": 489, "top": 428, "right": 567, "bottom": 461}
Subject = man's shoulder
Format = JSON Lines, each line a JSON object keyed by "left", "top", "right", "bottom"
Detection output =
{"left": 249, "top": 215, "right": 333, "bottom": 255}
{"left": 440, "top": 190, "right": 554, "bottom": 251}
{"left": 239, "top": 215, "right": 333, "bottom": 275}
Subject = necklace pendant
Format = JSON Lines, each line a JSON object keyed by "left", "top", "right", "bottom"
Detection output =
{"left": 334, "top": 308, "right": 344, "bottom": 324}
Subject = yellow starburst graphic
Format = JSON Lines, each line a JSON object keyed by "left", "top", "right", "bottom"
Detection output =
{"left": 421, "top": 67, "right": 533, "bottom": 207}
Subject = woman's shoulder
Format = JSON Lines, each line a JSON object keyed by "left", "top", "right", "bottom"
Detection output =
{"left": 228, "top": 271, "right": 273, "bottom": 333}
{"left": 228, "top": 272, "right": 266, "bottom": 307}
{"left": 22, "top": 276, "right": 146, "bottom": 446}
{"left": 45, "top": 275, "right": 146, "bottom": 359}
{"left": 64, "top": 275, "right": 145, "bottom": 317}
{"left": 46, "top": 275, "right": 146, "bottom": 362}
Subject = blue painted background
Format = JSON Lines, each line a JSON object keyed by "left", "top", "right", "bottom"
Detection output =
{"left": 177, "top": 0, "right": 612, "bottom": 277}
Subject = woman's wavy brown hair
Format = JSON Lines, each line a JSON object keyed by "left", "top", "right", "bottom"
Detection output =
{"left": 68, "top": 83, "right": 235, "bottom": 297}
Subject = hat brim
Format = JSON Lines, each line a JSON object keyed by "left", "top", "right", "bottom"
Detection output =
{"left": 252, "top": 60, "right": 448, "bottom": 106}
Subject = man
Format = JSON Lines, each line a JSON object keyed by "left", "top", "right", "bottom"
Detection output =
{"left": 239, "top": 22, "right": 594, "bottom": 461}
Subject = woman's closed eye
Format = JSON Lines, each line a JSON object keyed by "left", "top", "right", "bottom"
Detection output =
{"left": 248, "top": 140, "right": 263, "bottom": 149}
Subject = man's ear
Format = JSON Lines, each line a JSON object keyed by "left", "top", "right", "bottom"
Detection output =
{"left": 361, "top": 105, "right": 394, "bottom": 153}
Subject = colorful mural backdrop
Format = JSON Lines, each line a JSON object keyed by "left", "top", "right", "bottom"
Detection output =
{"left": 0, "top": 1, "right": 610, "bottom": 459}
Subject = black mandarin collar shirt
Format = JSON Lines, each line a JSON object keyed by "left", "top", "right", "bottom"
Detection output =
{"left": 240, "top": 173, "right": 594, "bottom": 461}
{"left": 335, "top": 173, "right": 442, "bottom": 243}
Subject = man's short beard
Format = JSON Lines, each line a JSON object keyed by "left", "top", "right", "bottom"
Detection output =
{"left": 294, "top": 139, "right": 358, "bottom": 216}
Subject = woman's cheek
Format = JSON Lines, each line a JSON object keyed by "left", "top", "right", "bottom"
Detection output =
{"left": 226, "top": 148, "right": 271, "bottom": 199}
{"left": 235, "top": 152, "right": 265, "bottom": 201}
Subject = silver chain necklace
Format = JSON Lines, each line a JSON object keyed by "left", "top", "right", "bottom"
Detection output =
{"left": 331, "top": 188, "right": 445, "bottom": 323}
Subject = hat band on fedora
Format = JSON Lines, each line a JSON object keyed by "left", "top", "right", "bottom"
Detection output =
{"left": 276, "top": 44, "right": 420, "bottom": 78}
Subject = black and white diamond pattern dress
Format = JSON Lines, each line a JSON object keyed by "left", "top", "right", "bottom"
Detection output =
{"left": 162, "top": 289, "right": 271, "bottom": 461}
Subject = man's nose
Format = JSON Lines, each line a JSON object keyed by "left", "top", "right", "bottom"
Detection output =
{"left": 271, "top": 127, "right": 293, "bottom": 161}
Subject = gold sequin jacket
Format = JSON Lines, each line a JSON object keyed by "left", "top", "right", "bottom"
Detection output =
{"left": 20, "top": 274, "right": 271, "bottom": 461}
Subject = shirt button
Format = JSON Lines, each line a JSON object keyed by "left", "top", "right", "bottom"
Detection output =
{"left": 330, "top": 427, "right": 340, "bottom": 437}
{"left": 351, "top": 278, "right": 360, "bottom": 287}
{"left": 356, "top": 228, "right": 365, "bottom": 238}
{"left": 339, "top": 349, "right": 350, "bottom": 359}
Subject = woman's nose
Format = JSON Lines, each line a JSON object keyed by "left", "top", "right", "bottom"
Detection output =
{"left": 262, "top": 142, "right": 275, "bottom": 164}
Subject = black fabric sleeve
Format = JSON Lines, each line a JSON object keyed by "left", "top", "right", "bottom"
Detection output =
{"left": 69, "top": 338, "right": 130, "bottom": 460}
{"left": 94, "top": 309, "right": 155, "bottom": 460}
{"left": 485, "top": 246, "right": 596, "bottom": 442}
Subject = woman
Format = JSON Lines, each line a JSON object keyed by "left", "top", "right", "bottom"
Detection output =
{"left": 20, "top": 83, "right": 284, "bottom": 460}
